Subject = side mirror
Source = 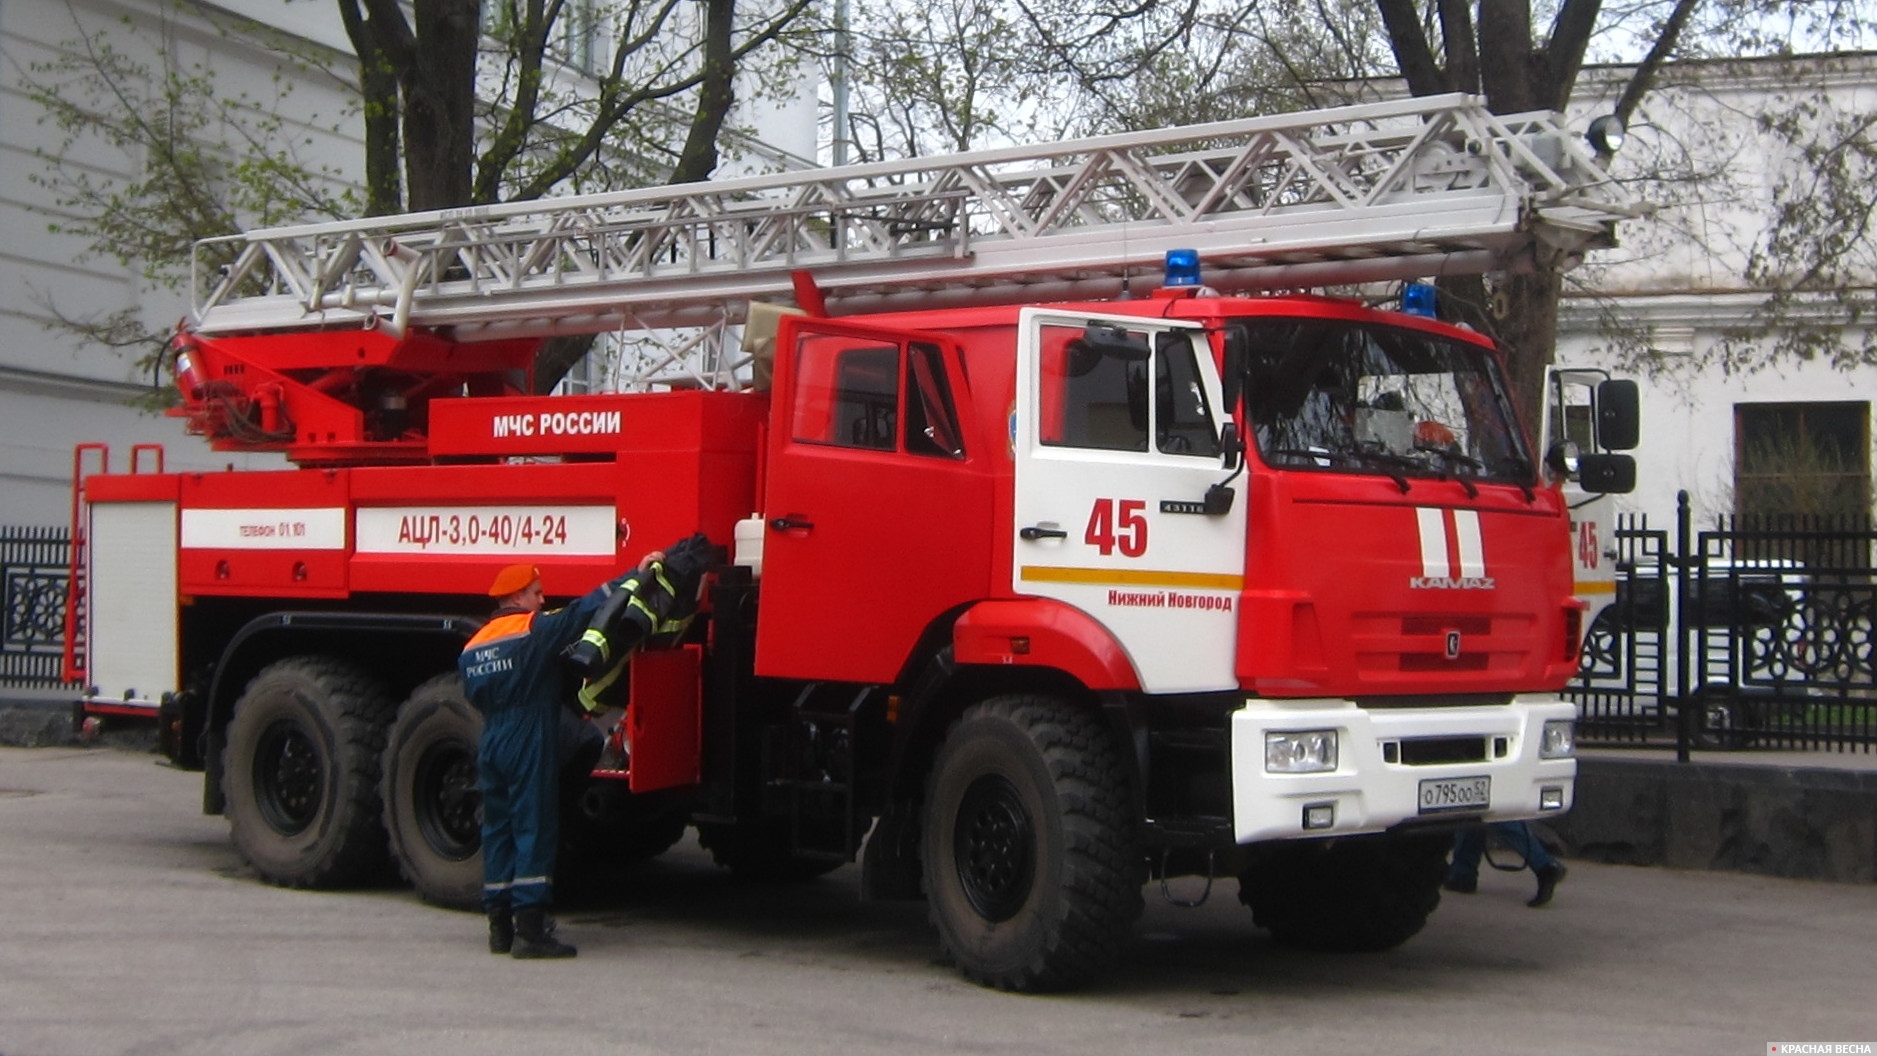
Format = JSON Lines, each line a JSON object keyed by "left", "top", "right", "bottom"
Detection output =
{"left": 1219, "top": 421, "right": 1243, "bottom": 471}
{"left": 1221, "top": 325, "right": 1249, "bottom": 413}
{"left": 1203, "top": 483, "right": 1236, "bottom": 515}
{"left": 1597, "top": 379, "right": 1640, "bottom": 451}
{"left": 1545, "top": 439, "right": 1580, "bottom": 479}
{"left": 1577, "top": 453, "right": 1636, "bottom": 494}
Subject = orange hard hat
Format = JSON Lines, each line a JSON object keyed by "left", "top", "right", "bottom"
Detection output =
{"left": 1415, "top": 420, "right": 1457, "bottom": 447}
{"left": 487, "top": 563, "right": 540, "bottom": 597}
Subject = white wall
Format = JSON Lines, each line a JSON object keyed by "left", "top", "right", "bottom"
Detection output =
{"left": 0, "top": 0, "right": 356, "bottom": 524}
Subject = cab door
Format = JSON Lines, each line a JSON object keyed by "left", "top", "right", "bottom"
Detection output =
{"left": 757, "top": 319, "right": 989, "bottom": 683}
{"left": 1012, "top": 309, "right": 1246, "bottom": 693}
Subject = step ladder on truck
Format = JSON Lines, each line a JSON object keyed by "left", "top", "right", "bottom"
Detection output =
{"left": 68, "top": 93, "right": 1642, "bottom": 991}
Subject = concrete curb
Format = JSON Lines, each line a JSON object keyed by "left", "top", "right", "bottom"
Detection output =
{"left": 1552, "top": 755, "right": 1877, "bottom": 884}
{"left": 0, "top": 705, "right": 158, "bottom": 752}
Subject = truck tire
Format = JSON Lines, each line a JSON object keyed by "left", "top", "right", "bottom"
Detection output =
{"left": 1686, "top": 685, "right": 1752, "bottom": 751}
{"left": 695, "top": 820, "right": 844, "bottom": 882}
{"left": 381, "top": 674, "right": 484, "bottom": 910}
{"left": 1238, "top": 832, "right": 1449, "bottom": 952}
{"left": 921, "top": 695, "right": 1143, "bottom": 992}
{"left": 222, "top": 656, "right": 395, "bottom": 889}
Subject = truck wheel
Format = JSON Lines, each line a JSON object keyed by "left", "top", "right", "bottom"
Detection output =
{"left": 1687, "top": 686, "right": 1751, "bottom": 751}
{"left": 921, "top": 695, "right": 1143, "bottom": 992}
{"left": 695, "top": 820, "right": 844, "bottom": 882}
{"left": 381, "top": 675, "right": 484, "bottom": 910}
{"left": 1238, "top": 833, "right": 1449, "bottom": 952}
{"left": 222, "top": 656, "right": 395, "bottom": 889}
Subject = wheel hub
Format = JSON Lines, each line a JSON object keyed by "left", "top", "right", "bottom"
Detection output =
{"left": 413, "top": 740, "right": 480, "bottom": 860}
{"left": 953, "top": 774, "right": 1036, "bottom": 923}
{"left": 254, "top": 719, "right": 323, "bottom": 836}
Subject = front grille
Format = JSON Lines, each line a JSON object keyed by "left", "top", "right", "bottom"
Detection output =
{"left": 1397, "top": 736, "right": 1488, "bottom": 765}
{"left": 1402, "top": 615, "right": 1492, "bottom": 636}
{"left": 1401, "top": 653, "right": 1489, "bottom": 671}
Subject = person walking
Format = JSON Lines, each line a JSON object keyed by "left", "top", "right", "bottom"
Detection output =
{"left": 459, "top": 554, "right": 663, "bottom": 959}
{"left": 1445, "top": 821, "right": 1568, "bottom": 907}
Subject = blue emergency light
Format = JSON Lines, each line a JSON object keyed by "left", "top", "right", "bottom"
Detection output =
{"left": 1164, "top": 249, "right": 1202, "bottom": 287}
{"left": 1401, "top": 282, "right": 1438, "bottom": 317}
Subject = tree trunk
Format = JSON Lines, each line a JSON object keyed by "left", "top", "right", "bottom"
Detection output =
{"left": 671, "top": 0, "right": 737, "bottom": 184}
{"left": 338, "top": 0, "right": 404, "bottom": 215}
{"left": 535, "top": 0, "right": 740, "bottom": 394}
{"left": 1377, "top": 0, "right": 1609, "bottom": 416}
{"left": 403, "top": 0, "right": 481, "bottom": 210}
{"left": 1436, "top": 271, "right": 1559, "bottom": 433}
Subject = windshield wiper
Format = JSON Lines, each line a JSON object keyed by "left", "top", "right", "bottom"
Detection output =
{"left": 1266, "top": 447, "right": 1412, "bottom": 493}
{"left": 1413, "top": 445, "right": 1482, "bottom": 498}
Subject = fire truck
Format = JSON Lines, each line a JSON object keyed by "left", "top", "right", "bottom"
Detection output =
{"left": 64, "top": 94, "right": 1640, "bottom": 991}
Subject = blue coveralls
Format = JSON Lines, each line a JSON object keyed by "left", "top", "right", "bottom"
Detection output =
{"left": 1448, "top": 821, "right": 1560, "bottom": 885}
{"left": 458, "top": 582, "right": 617, "bottom": 914}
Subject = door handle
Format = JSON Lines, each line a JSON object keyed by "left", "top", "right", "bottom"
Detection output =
{"left": 769, "top": 516, "right": 815, "bottom": 532}
{"left": 1020, "top": 526, "right": 1068, "bottom": 540}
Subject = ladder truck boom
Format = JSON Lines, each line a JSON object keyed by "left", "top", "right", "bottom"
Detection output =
{"left": 192, "top": 94, "right": 1635, "bottom": 344}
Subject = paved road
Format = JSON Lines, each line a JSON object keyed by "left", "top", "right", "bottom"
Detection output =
{"left": 2, "top": 746, "right": 1873, "bottom": 1056}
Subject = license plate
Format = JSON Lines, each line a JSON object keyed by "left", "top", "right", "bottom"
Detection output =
{"left": 1418, "top": 776, "right": 1490, "bottom": 814}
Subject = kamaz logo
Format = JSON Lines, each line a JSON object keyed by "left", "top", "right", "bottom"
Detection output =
{"left": 1411, "top": 576, "right": 1496, "bottom": 590}
{"left": 1410, "top": 507, "right": 1495, "bottom": 591}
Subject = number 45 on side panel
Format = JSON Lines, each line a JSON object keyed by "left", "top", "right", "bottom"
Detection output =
{"left": 1085, "top": 498, "right": 1147, "bottom": 557}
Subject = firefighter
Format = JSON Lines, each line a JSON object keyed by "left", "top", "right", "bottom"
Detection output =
{"left": 459, "top": 554, "right": 665, "bottom": 959}
{"left": 560, "top": 533, "right": 715, "bottom": 700}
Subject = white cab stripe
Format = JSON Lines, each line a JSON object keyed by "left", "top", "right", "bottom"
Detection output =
{"left": 1415, "top": 507, "right": 1449, "bottom": 578}
{"left": 1453, "top": 509, "right": 1485, "bottom": 578}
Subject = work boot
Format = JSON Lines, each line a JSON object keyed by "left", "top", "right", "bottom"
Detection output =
{"left": 512, "top": 907, "right": 577, "bottom": 959}
{"left": 488, "top": 907, "right": 514, "bottom": 955}
{"left": 1528, "top": 862, "right": 1567, "bottom": 907}
{"left": 1442, "top": 874, "right": 1477, "bottom": 894}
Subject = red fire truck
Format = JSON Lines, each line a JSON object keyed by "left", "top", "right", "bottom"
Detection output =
{"left": 64, "top": 95, "right": 1640, "bottom": 991}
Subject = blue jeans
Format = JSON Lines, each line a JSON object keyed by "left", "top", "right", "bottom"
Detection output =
{"left": 1449, "top": 821, "right": 1557, "bottom": 883}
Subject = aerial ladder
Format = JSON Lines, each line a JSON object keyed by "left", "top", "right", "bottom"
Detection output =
{"left": 186, "top": 93, "right": 1637, "bottom": 401}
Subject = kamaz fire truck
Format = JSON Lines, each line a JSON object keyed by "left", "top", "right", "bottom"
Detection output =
{"left": 64, "top": 95, "right": 1640, "bottom": 991}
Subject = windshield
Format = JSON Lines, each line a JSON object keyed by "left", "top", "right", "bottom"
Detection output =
{"left": 1243, "top": 318, "right": 1531, "bottom": 485}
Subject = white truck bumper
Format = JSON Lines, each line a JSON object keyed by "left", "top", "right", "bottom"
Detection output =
{"left": 1228, "top": 695, "right": 1577, "bottom": 844}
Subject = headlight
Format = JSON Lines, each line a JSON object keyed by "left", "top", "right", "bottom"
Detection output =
{"left": 1540, "top": 719, "right": 1575, "bottom": 759}
{"left": 1266, "top": 729, "right": 1338, "bottom": 773}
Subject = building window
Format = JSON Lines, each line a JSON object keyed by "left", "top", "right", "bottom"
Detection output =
{"left": 1733, "top": 401, "right": 1871, "bottom": 521}
{"left": 554, "top": 0, "right": 602, "bottom": 75}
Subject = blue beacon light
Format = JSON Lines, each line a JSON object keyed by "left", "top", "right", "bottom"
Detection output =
{"left": 1164, "top": 249, "right": 1202, "bottom": 287}
{"left": 1401, "top": 282, "right": 1438, "bottom": 317}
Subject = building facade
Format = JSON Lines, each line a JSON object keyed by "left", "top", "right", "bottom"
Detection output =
{"left": 1559, "top": 53, "right": 1876, "bottom": 531}
{"left": 1, "top": 0, "right": 816, "bottom": 527}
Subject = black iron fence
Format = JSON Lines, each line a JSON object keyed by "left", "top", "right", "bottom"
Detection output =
{"left": 2, "top": 527, "right": 73, "bottom": 689}
{"left": 10, "top": 508, "right": 1873, "bottom": 749}
{"left": 1570, "top": 492, "right": 1875, "bottom": 756}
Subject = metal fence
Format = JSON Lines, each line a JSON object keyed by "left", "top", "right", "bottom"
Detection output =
{"left": 11, "top": 506, "right": 1873, "bottom": 748}
{"left": 1, "top": 527, "right": 73, "bottom": 688}
{"left": 1570, "top": 493, "right": 1875, "bottom": 756}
